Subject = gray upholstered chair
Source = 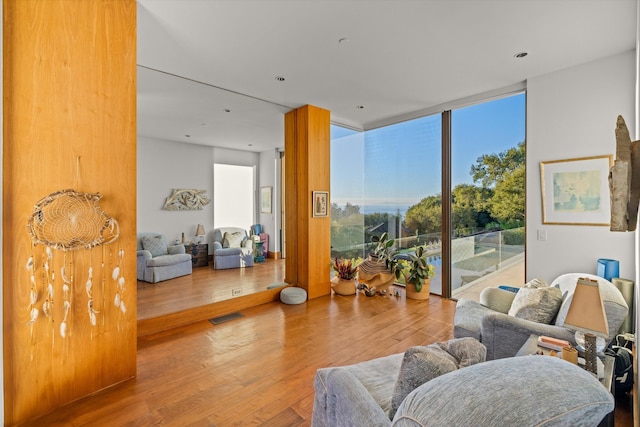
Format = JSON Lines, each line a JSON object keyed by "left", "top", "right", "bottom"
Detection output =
{"left": 136, "top": 232, "right": 192, "bottom": 283}
{"left": 453, "top": 273, "right": 629, "bottom": 359}
{"left": 212, "top": 227, "right": 254, "bottom": 270}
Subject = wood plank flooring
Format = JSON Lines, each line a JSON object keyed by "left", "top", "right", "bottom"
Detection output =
{"left": 137, "top": 259, "right": 286, "bottom": 320}
{"left": 23, "top": 288, "right": 456, "bottom": 426}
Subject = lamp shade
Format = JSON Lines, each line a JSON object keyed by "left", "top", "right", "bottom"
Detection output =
{"left": 564, "top": 277, "right": 609, "bottom": 338}
{"left": 195, "top": 224, "right": 205, "bottom": 237}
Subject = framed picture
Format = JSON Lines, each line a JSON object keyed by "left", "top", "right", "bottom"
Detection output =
{"left": 260, "top": 186, "right": 272, "bottom": 214}
{"left": 540, "top": 155, "right": 613, "bottom": 225}
{"left": 312, "top": 191, "right": 328, "bottom": 217}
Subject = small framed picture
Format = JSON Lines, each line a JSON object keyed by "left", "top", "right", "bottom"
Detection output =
{"left": 312, "top": 191, "right": 328, "bottom": 217}
{"left": 540, "top": 155, "right": 613, "bottom": 225}
{"left": 260, "top": 186, "right": 272, "bottom": 214}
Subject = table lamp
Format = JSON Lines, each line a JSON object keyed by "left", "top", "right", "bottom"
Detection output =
{"left": 195, "top": 224, "right": 206, "bottom": 243}
{"left": 563, "top": 277, "right": 609, "bottom": 375}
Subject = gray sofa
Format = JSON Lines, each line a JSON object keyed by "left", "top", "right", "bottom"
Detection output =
{"left": 136, "top": 232, "right": 192, "bottom": 283}
{"left": 212, "top": 227, "right": 254, "bottom": 269}
{"left": 454, "top": 273, "right": 629, "bottom": 360}
{"left": 312, "top": 338, "right": 614, "bottom": 427}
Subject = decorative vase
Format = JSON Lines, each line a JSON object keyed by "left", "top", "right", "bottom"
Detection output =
{"left": 406, "top": 278, "right": 430, "bottom": 300}
{"left": 331, "top": 276, "right": 356, "bottom": 295}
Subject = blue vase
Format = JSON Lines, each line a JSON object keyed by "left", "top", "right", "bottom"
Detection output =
{"left": 596, "top": 258, "right": 619, "bottom": 281}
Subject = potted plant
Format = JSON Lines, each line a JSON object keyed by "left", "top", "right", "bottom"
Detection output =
{"left": 358, "top": 233, "right": 403, "bottom": 294}
{"left": 403, "top": 245, "right": 435, "bottom": 300}
{"left": 330, "top": 257, "right": 359, "bottom": 295}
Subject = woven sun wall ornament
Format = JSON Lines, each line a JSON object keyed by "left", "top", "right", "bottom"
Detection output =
{"left": 26, "top": 189, "right": 125, "bottom": 339}
{"left": 163, "top": 188, "right": 211, "bottom": 211}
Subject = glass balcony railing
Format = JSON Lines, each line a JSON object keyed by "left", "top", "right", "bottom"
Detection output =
{"left": 331, "top": 227, "right": 525, "bottom": 299}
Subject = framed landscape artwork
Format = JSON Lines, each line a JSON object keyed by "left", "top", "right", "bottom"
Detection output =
{"left": 260, "top": 186, "right": 272, "bottom": 214}
{"left": 540, "top": 155, "right": 613, "bottom": 225}
{"left": 312, "top": 191, "right": 328, "bottom": 217}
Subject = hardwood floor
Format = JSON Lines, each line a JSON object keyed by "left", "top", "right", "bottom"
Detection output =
{"left": 137, "top": 259, "right": 286, "bottom": 320}
{"left": 137, "top": 259, "right": 287, "bottom": 336}
{"left": 21, "top": 261, "right": 635, "bottom": 426}
{"left": 24, "top": 288, "right": 457, "bottom": 426}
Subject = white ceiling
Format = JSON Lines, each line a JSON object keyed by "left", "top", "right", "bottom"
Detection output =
{"left": 137, "top": 0, "right": 636, "bottom": 152}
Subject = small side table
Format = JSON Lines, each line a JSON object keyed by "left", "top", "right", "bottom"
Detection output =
{"left": 184, "top": 243, "right": 209, "bottom": 267}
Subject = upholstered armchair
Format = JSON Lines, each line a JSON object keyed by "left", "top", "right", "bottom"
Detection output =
{"left": 453, "top": 273, "right": 629, "bottom": 360}
{"left": 137, "top": 232, "right": 193, "bottom": 283}
{"left": 212, "top": 227, "right": 254, "bottom": 270}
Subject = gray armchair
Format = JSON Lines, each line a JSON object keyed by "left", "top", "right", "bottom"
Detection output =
{"left": 453, "top": 273, "right": 629, "bottom": 360}
{"left": 137, "top": 232, "right": 192, "bottom": 283}
{"left": 212, "top": 227, "right": 254, "bottom": 270}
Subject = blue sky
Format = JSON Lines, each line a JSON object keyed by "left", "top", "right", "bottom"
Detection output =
{"left": 330, "top": 93, "right": 526, "bottom": 209}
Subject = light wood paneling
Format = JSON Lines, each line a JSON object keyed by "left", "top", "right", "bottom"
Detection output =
{"left": 3, "top": 0, "right": 137, "bottom": 424}
{"left": 284, "top": 105, "right": 331, "bottom": 299}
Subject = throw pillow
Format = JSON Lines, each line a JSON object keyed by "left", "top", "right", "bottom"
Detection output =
{"left": 523, "top": 277, "right": 548, "bottom": 289}
{"left": 443, "top": 337, "right": 487, "bottom": 368}
{"left": 141, "top": 235, "right": 168, "bottom": 257}
{"left": 389, "top": 344, "right": 459, "bottom": 419}
{"left": 508, "top": 285, "right": 563, "bottom": 324}
{"left": 223, "top": 231, "right": 244, "bottom": 248}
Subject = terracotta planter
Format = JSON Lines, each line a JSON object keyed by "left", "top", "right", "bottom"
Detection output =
{"left": 406, "top": 278, "right": 430, "bottom": 300}
{"left": 331, "top": 276, "right": 356, "bottom": 295}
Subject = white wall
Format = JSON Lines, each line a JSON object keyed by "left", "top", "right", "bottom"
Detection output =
{"left": 527, "top": 50, "right": 636, "bottom": 282}
{"left": 138, "top": 136, "right": 215, "bottom": 246}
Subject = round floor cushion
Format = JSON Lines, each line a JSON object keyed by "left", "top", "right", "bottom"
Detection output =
{"left": 280, "top": 287, "right": 307, "bottom": 304}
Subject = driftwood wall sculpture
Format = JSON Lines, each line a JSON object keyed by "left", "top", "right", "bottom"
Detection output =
{"left": 163, "top": 188, "right": 211, "bottom": 211}
{"left": 610, "top": 115, "right": 640, "bottom": 231}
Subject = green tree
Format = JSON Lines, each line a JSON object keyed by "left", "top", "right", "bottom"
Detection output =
{"left": 470, "top": 141, "right": 525, "bottom": 188}
{"left": 490, "top": 164, "right": 525, "bottom": 226}
{"left": 452, "top": 184, "right": 494, "bottom": 234}
{"left": 404, "top": 195, "right": 442, "bottom": 235}
{"left": 470, "top": 141, "right": 525, "bottom": 228}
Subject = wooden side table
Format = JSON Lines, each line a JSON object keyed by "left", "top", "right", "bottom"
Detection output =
{"left": 184, "top": 243, "right": 209, "bottom": 267}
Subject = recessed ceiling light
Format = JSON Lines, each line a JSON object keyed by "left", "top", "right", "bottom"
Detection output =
{"left": 356, "top": 105, "right": 365, "bottom": 109}
{"left": 248, "top": 144, "right": 253, "bottom": 147}
{"left": 275, "top": 76, "right": 285, "bottom": 82}
{"left": 338, "top": 37, "right": 349, "bottom": 44}
{"left": 514, "top": 52, "right": 528, "bottom": 59}
{"left": 223, "top": 108, "right": 231, "bottom": 113}
{"left": 185, "top": 134, "right": 191, "bottom": 138}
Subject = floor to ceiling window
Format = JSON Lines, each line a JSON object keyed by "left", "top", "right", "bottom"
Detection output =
{"left": 450, "top": 93, "right": 526, "bottom": 298}
{"left": 330, "top": 91, "right": 525, "bottom": 299}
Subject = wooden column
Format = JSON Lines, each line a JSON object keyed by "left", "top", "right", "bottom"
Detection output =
{"left": 3, "top": 0, "right": 137, "bottom": 424}
{"left": 284, "top": 105, "right": 331, "bottom": 299}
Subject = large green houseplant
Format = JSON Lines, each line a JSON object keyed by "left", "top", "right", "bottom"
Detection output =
{"left": 403, "top": 245, "right": 435, "bottom": 300}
